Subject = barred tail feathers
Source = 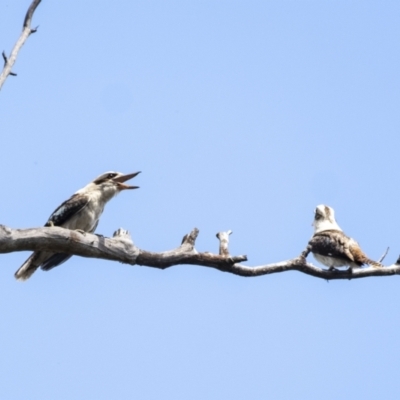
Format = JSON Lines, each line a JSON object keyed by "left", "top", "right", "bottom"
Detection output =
{"left": 361, "top": 256, "right": 383, "bottom": 268}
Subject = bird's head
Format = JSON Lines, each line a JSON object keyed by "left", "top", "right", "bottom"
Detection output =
{"left": 77, "top": 171, "right": 141, "bottom": 201}
{"left": 312, "top": 204, "right": 342, "bottom": 233}
{"left": 93, "top": 171, "right": 140, "bottom": 190}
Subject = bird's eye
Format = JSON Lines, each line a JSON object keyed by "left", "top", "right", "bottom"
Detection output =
{"left": 314, "top": 210, "right": 323, "bottom": 219}
{"left": 107, "top": 173, "right": 116, "bottom": 179}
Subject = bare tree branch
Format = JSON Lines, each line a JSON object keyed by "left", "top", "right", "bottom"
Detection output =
{"left": 0, "top": 0, "right": 41, "bottom": 90}
{"left": 231, "top": 258, "right": 400, "bottom": 280}
{"left": 2, "top": 52, "right": 17, "bottom": 76}
{"left": 0, "top": 225, "right": 247, "bottom": 274}
{"left": 0, "top": 224, "right": 399, "bottom": 280}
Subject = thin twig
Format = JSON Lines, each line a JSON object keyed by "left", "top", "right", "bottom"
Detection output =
{"left": 378, "top": 247, "right": 389, "bottom": 263}
{"left": 0, "top": 0, "right": 42, "bottom": 90}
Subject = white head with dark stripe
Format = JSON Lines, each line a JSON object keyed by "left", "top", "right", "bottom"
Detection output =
{"left": 312, "top": 204, "right": 342, "bottom": 233}
{"left": 76, "top": 171, "right": 141, "bottom": 201}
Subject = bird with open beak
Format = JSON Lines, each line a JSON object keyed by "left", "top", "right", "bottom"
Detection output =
{"left": 15, "top": 171, "right": 140, "bottom": 281}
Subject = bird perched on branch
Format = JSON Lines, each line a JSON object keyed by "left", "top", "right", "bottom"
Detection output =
{"left": 307, "top": 204, "right": 382, "bottom": 272}
{"left": 15, "top": 171, "right": 140, "bottom": 281}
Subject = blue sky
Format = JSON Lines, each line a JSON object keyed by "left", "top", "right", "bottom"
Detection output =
{"left": 1, "top": 1, "right": 400, "bottom": 399}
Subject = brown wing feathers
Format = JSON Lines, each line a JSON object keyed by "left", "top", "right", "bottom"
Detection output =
{"left": 310, "top": 230, "right": 382, "bottom": 268}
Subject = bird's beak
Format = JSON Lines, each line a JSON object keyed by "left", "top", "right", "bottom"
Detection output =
{"left": 113, "top": 171, "right": 141, "bottom": 190}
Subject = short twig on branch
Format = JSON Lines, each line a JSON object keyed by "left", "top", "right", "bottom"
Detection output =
{"left": 378, "top": 247, "right": 390, "bottom": 263}
{"left": 0, "top": 224, "right": 399, "bottom": 280}
{"left": 0, "top": 0, "right": 41, "bottom": 90}
{"left": 216, "top": 230, "right": 232, "bottom": 256}
{"left": 2, "top": 52, "right": 17, "bottom": 76}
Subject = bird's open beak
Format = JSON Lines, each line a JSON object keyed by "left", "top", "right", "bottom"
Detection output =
{"left": 113, "top": 171, "right": 141, "bottom": 190}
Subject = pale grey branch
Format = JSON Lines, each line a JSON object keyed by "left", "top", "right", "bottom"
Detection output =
{"left": 0, "top": 225, "right": 139, "bottom": 264}
{"left": 0, "top": 224, "right": 399, "bottom": 280}
{"left": 0, "top": 0, "right": 42, "bottom": 90}
{"left": 0, "top": 225, "right": 247, "bottom": 274}
{"left": 229, "top": 257, "right": 400, "bottom": 280}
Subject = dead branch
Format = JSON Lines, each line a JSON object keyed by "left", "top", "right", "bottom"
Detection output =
{"left": 0, "top": 224, "right": 399, "bottom": 280}
{"left": 0, "top": 0, "right": 41, "bottom": 90}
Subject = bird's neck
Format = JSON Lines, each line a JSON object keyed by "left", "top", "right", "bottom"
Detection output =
{"left": 76, "top": 184, "right": 118, "bottom": 205}
{"left": 92, "top": 187, "right": 118, "bottom": 204}
{"left": 314, "top": 220, "right": 342, "bottom": 234}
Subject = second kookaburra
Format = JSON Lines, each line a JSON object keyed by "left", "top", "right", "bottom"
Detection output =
{"left": 307, "top": 205, "right": 382, "bottom": 271}
{"left": 15, "top": 171, "right": 140, "bottom": 281}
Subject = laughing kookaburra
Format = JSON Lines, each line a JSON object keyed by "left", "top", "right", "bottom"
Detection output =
{"left": 14, "top": 171, "right": 140, "bottom": 281}
{"left": 308, "top": 205, "right": 382, "bottom": 271}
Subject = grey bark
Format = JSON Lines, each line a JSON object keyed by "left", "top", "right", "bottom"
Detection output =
{"left": 1, "top": 225, "right": 399, "bottom": 280}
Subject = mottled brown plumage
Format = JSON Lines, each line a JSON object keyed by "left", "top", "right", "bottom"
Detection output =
{"left": 309, "top": 205, "right": 382, "bottom": 271}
